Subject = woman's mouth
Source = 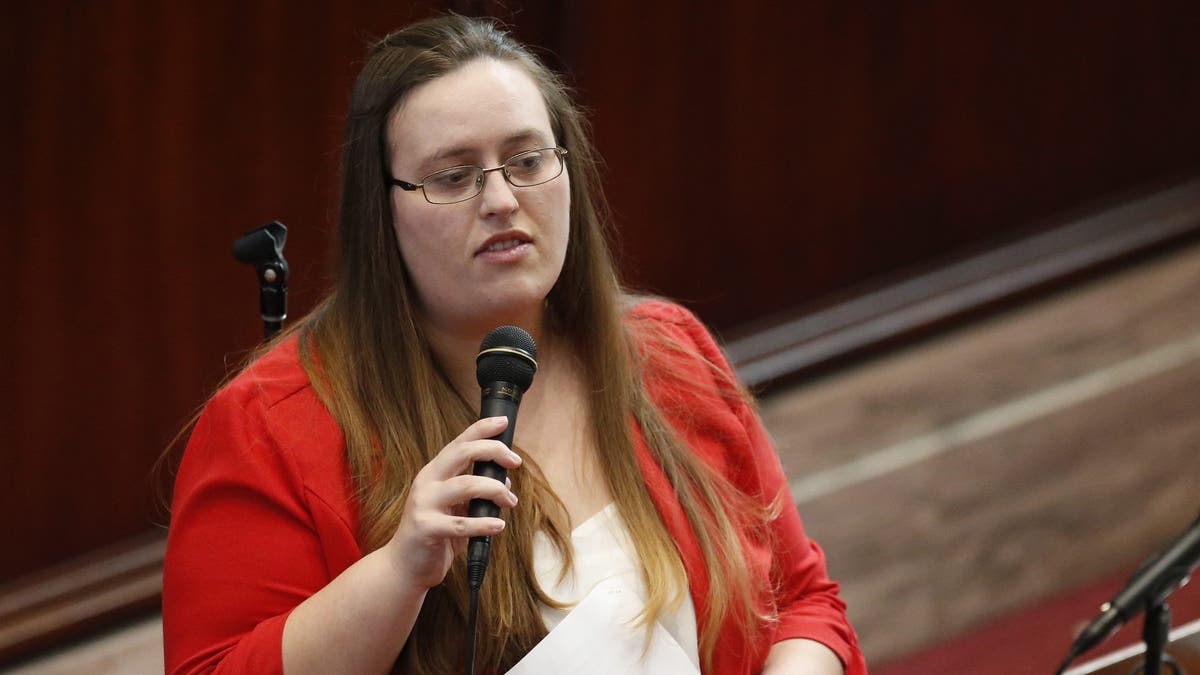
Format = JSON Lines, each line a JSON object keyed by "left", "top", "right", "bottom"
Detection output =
{"left": 476, "top": 233, "right": 533, "bottom": 262}
{"left": 481, "top": 239, "right": 524, "bottom": 253}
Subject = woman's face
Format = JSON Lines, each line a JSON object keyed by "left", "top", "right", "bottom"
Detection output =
{"left": 385, "top": 58, "right": 571, "bottom": 337}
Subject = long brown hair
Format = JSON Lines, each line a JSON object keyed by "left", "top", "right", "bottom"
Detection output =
{"left": 298, "top": 15, "right": 774, "bottom": 673}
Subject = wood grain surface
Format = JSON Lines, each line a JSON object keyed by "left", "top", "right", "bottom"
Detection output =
{"left": 762, "top": 243, "right": 1200, "bottom": 662}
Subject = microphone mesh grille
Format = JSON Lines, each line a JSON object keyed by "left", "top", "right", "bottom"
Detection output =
{"left": 476, "top": 326, "right": 538, "bottom": 390}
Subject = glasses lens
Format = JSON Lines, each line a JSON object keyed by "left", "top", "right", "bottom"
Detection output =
{"left": 505, "top": 148, "right": 563, "bottom": 187}
{"left": 423, "top": 166, "right": 484, "bottom": 204}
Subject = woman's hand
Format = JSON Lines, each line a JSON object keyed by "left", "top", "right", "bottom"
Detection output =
{"left": 281, "top": 416, "right": 520, "bottom": 674}
{"left": 385, "top": 416, "right": 522, "bottom": 589}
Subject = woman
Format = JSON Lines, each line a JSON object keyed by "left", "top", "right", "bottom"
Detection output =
{"left": 163, "top": 14, "right": 865, "bottom": 675}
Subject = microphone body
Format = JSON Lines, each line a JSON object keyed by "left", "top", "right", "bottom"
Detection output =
{"left": 1067, "top": 511, "right": 1200, "bottom": 660}
{"left": 467, "top": 382, "right": 524, "bottom": 516}
{"left": 466, "top": 327, "right": 538, "bottom": 587}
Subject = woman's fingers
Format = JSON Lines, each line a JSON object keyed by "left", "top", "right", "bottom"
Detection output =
{"left": 386, "top": 418, "right": 523, "bottom": 588}
{"left": 405, "top": 475, "right": 516, "bottom": 534}
{"left": 425, "top": 416, "right": 522, "bottom": 478}
{"left": 438, "top": 473, "right": 519, "bottom": 509}
{"left": 408, "top": 510, "right": 507, "bottom": 540}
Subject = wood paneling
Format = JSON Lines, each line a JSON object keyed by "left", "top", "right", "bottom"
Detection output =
{"left": 3, "top": 0, "right": 438, "bottom": 584}
{"left": 574, "top": 2, "right": 1200, "bottom": 328}
{"left": 0, "top": 534, "right": 164, "bottom": 662}
{"left": 725, "top": 178, "right": 1200, "bottom": 389}
{"left": 5, "top": 615, "right": 164, "bottom": 674}
{"left": 760, "top": 243, "right": 1200, "bottom": 664}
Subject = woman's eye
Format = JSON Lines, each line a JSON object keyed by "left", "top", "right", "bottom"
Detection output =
{"left": 506, "top": 152, "right": 544, "bottom": 172}
{"left": 432, "top": 169, "right": 473, "bottom": 187}
{"left": 512, "top": 154, "right": 544, "bottom": 172}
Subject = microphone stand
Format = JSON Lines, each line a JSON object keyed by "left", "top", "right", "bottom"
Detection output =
{"left": 1137, "top": 600, "right": 1181, "bottom": 675}
{"left": 232, "top": 221, "right": 289, "bottom": 340}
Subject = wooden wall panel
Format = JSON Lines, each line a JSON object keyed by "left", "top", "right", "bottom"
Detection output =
{"left": 2, "top": 0, "right": 449, "bottom": 582}
{"left": 574, "top": 2, "right": 1200, "bottom": 328}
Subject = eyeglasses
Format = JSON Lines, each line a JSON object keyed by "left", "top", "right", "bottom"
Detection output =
{"left": 388, "top": 147, "right": 569, "bottom": 205}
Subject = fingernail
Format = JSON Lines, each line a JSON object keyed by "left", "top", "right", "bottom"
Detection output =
{"left": 507, "top": 450, "right": 522, "bottom": 463}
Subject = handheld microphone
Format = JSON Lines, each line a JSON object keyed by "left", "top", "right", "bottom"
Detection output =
{"left": 466, "top": 325, "right": 538, "bottom": 589}
{"left": 1059, "top": 510, "right": 1200, "bottom": 670}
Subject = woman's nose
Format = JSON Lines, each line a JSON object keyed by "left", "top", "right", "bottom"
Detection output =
{"left": 477, "top": 169, "right": 519, "bottom": 218}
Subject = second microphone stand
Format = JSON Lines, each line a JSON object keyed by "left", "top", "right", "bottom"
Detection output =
{"left": 232, "top": 221, "right": 289, "bottom": 340}
{"left": 1136, "top": 600, "right": 1182, "bottom": 675}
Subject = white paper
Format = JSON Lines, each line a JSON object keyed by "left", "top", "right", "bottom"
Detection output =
{"left": 505, "top": 577, "right": 701, "bottom": 675}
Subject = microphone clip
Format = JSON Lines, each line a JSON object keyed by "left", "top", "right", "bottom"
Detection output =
{"left": 232, "top": 221, "right": 289, "bottom": 339}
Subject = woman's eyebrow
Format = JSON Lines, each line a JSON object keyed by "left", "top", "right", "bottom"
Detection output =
{"left": 420, "top": 146, "right": 475, "bottom": 171}
{"left": 418, "top": 129, "right": 550, "bottom": 173}
{"left": 501, "top": 129, "right": 548, "bottom": 148}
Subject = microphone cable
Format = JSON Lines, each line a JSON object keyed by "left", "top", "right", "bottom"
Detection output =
{"left": 466, "top": 573, "right": 482, "bottom": 675}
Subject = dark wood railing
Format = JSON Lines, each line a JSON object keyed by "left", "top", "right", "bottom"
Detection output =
{"left": 726, "top": 178, "right": 1200, "bottom": 389}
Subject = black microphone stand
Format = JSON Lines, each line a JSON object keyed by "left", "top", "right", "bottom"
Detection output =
{"left": 1136, "top": 600, "right": 1181, "bottom": 675}
{"left": 232, "top": 221, "right": 289, "bottom": 340}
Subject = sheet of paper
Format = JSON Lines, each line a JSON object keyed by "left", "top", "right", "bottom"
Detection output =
{"left": 504, "top": 577, "right": 700, "bottom": 675}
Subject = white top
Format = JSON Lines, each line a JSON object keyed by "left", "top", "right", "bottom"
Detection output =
{"left": 531, "top": 503, "right": 701, "bottom": 671}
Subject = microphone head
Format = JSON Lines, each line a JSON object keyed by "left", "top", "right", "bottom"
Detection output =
{"left": 476, "top": 326, "right": 538, "bottom": 391}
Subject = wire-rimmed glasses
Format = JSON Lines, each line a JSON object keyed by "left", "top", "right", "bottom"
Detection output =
{"left": 388, "top": 147, "right": 569, "bottom": 205}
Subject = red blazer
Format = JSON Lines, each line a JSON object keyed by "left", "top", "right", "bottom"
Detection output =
{"left": 163, "top": 300, "right": 866, "bottom": 674}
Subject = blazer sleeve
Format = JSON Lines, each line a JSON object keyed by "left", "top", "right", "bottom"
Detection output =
{"left": 162, "top": 382, "right": 339, "bottom": 675}
{"left": 649, "top": 301, "right": 868, "bottom": 675}
{"left": 734, "top": 393, "right": 868, "bottom": 674}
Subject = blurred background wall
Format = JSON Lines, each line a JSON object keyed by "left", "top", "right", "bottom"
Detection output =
{"left": 3, "top": 1, "right": 1199, "bottom": 672}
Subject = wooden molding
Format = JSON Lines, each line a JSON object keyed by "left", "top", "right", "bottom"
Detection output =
{"left": 724, "top": 177, "right": 1200, "bottom": 390}
{"left": 0, "top": 531, "right": 166, "bottom": 664}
